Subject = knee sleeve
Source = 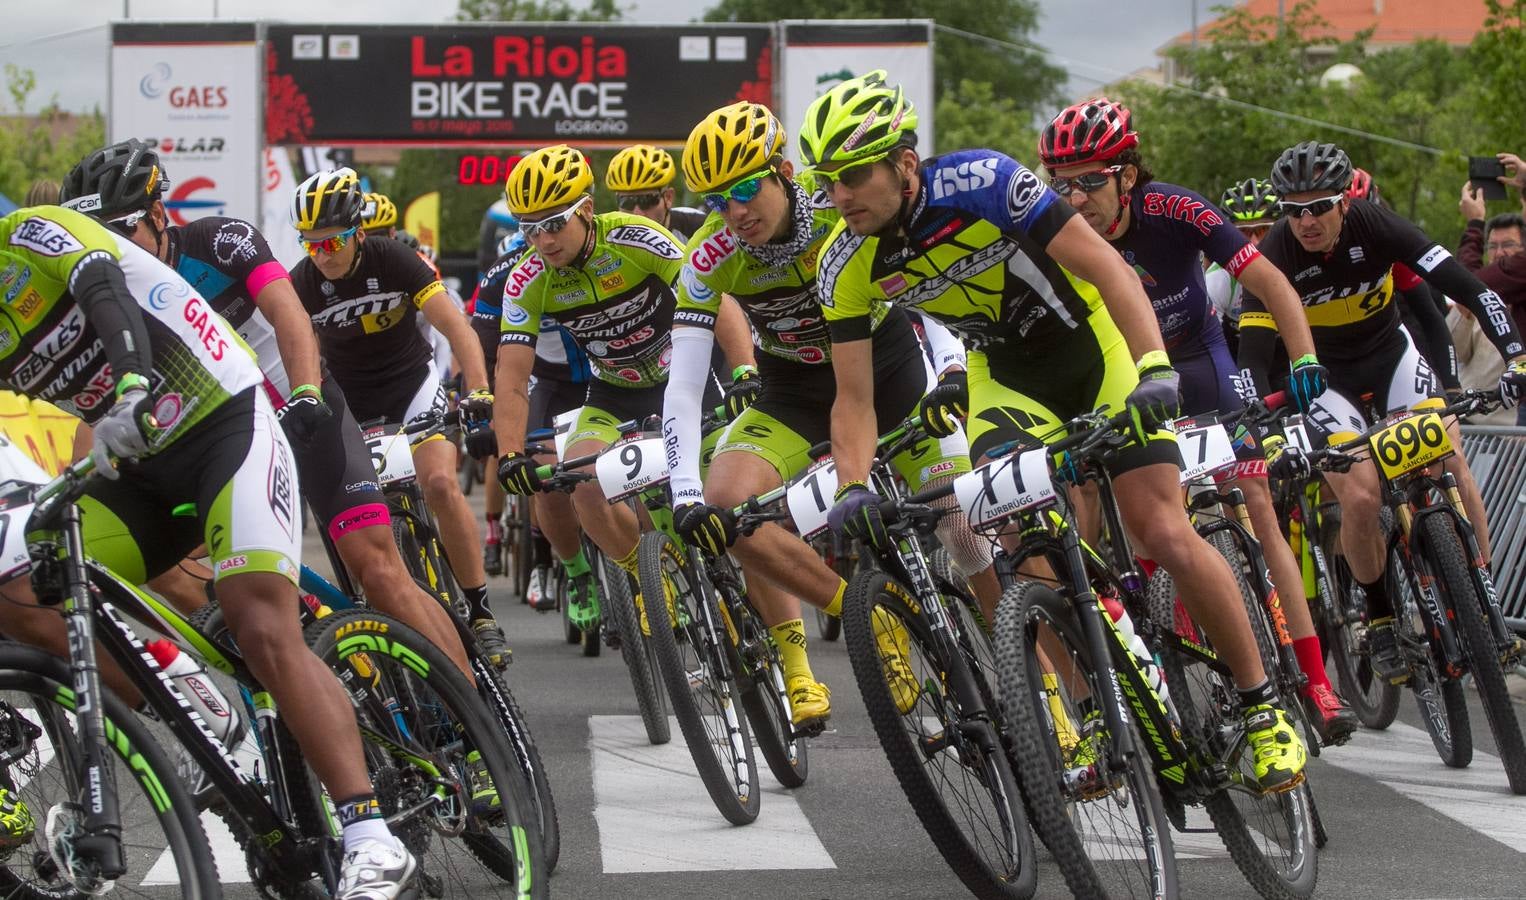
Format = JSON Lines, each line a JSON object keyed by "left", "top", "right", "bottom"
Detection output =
{"left": 927, "top": 476, "right": 993, "bottom": 578}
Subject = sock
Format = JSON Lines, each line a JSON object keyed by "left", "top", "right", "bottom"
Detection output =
{"left": 484, "top": 514, "right": 501, "bottom": 542}
{"left": 1359, "top": 574, "right": 1391, "bottom": 621}
{"left": 464, "top": 584, "right": 493, "bottom": 622}
{"left": 824, "top": 580, "right": 846, "bottom": 618}
{"left": 562, "top": 547, "right": 591, "bottom": 578}
{"left": 337, "top": 795, "right": 399, "bottom": 853}
{"left": 614, "top": 545, "right": 640, "bottom": 578}
{"left": 1237, "top": 679, "right": 1278, "bottom": 710}
{"left": 769, "top": 619, "right": 814, "bottom": 684}
{"left": 531, "top": 528, "right": 552, "bottom": 568}
{"left": 1293, "top": 636, "right": 1332, "bottom": 693}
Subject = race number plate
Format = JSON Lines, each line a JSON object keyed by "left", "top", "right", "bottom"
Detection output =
{"left": 953, "top": 447, "right": 1056, "bottom": 528}
{"left": 363, "top": 425, "right": 416, "bottom": 486}
{"left": 1369, "top": 411, "right": 1452, "bottom": 480}
{"left": 1284, "top": 415, "right": 1315, "bottom": 454}
{"left": 553, "top": 407, "right": 582, "bottom": 458}
{"left": 1175, "top": 422, "right": 1237, "bottom": 483}
{"left": 786, "top": 458, "right": 839, "bottom": 540}
{"left": 595, "top": 437, "right": 668, "bottom": 502}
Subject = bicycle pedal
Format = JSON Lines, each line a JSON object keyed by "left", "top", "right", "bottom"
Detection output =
{"left": 791, "top": 720, "right": 827, "bottom": 740}
{"left": 1261, "top": 771, "right": 1307, "bottom": 795}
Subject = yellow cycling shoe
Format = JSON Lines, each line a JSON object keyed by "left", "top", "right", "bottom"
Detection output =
{"left": 872, "top": 607, "right": 920, "bottom": 715}
{"left": 635, "top": 573, "right": 679, "bottom": 637}
{"left": 787, "top": 677, "right": 832, "bottom": 728}
{"left": 0, "top": 787, "right": 34, "bottom": 851}
{"left": 1244, "top": 703, "right": 1308, "bottom": 792}
{"left": 1042, "top": 673, "right": 1080, "bottom": 756}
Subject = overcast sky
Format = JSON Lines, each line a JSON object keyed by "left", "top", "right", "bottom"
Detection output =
{"left": 2, "top": 0, "right": 1199, "bottom": 114}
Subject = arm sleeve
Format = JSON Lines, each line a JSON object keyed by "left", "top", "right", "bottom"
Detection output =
{"left": 907, "top": 309, "right": 966, "bottom": 374}
{"left": 71, "top": 255, "right": 154, "bottom": 382}
{"left": 1414, "top": 252, "right": 1525, "bottom": 360}
{"left": 1458, "top": 219, "right": 1486, "bottom": 272}
{"left": 1235, "top": 289, "right": 1278, "bottom": 398}
{"left": 1398, "top": 282, "right": 1460, "bottom": 390}
{"left": 662, "top": 326, "right": 718, "bottom": 507}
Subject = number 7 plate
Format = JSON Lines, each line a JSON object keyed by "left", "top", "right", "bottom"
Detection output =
{"left": 595, "top": 436, "right": 668, "bottom": 502}
{"left": 1175, "top": 422, "right": 1237, "bottom": 483}
{"left": 1369, "top": 411, "right": 1452, "bottom": 480}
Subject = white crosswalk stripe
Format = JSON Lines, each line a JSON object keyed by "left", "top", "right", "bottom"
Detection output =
{"left": 142, "top": 811, "right": 250, "bottom": 885}
{"left": 588, "top": 715, "right": 836, "bottom": 873}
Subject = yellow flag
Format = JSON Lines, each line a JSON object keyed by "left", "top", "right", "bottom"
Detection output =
{"left": 404, "top": 191, "right": 441, "bottom": 250}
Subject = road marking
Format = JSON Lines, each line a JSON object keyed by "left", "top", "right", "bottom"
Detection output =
{"left": 1320, "top": 721, "right": 1526, "bottom": 852}
{"left": 589, "top": 714, "right": 836, "bottom": 873}
{"left": 142, "top": 810, "right": 250, "bottom": 885}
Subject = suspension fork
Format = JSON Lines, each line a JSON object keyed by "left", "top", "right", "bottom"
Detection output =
{"left": 1432, "top": 471, "right": 1518, "bottom": 649}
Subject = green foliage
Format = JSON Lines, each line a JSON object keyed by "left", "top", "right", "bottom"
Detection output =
{"left": 1112, "top": 0, "right": 1526, "bottom": 238}
{"left": 702, "top": 0, "right": 1064, "bottom": 125}
{"left": 455, "top": 0, "right": 625, "bottom": 22}
{"left": 0, "top": 65, "right": 106, "bottom": 207}
{"left": 934, "top": 79, "right": 1038, "bottom": 166}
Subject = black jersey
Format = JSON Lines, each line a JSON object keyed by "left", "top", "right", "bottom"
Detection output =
{"left": 665, "top": 207, "right": 709, "bottom": 245}
{"left": 290, "top": 236, "right": 446, "bottom": 394}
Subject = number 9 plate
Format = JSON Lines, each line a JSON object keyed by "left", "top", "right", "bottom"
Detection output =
{"left": 595, "top": 436, "right": 668, "bottom": 502}
{"left": 1368, "top": 411, "right": 1452, "bottom": 480}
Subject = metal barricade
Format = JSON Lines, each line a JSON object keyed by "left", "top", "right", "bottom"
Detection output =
{"left": 1460, "top": 425, "right": 1526, "bottom": 633}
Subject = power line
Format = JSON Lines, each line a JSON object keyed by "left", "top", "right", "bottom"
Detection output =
{"left": 0, "top": 24, "right": 107, "bottom": 53}
{"left": 933, "top": 22, "right": 1446, "bottom": 156}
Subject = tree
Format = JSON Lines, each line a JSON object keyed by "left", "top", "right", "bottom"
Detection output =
{"left": 934, "top": 79, "right": 1038, "bottom": 165}
{"left": 456, "top": 0, "right": 625, "bottom": 22}
{"left": 0, "top": 65, "right": 106, "bottom": 206}
{"left": 701, "top": 0, "right": 1064, "bottom": 142}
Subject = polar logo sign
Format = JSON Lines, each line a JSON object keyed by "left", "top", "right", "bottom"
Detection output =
{"left": 139, "top": 63, "right": 172, "bottom": 99}
{"left": 147, "top": 136, "right": 228, "bottom": 156}
{"left": 148, "top": 280, "right": 191, "bottom": 311}
{"left": 607, "top": 224, "right": 681, "bottom": 260}
{"left": 166, "top": 178, "right": 226, "bottom": 226}
{"left": 9, "top": 218, "right": 84, "bottom": 257}
{"left": 929, "top": 156, "right": 999, "bottom": 201}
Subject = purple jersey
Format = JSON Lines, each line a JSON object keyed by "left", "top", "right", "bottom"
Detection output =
{"left": 1112, "top": 182, "right": 1260, "bottom": 358}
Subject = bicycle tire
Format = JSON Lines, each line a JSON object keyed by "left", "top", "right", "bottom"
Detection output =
{"left": 843, "top": 569, "right": 1036, "bottom": 900}
{"left": 601, "top": 548, "right": 671, "bottom": 745}
{"left": 514, "top": 503, "right": 535, "bottom": 601}
{"left": 459, "top": 452, "right": 478, "bottom": 496}
{"left": 1153, "top": 545, "right": 1319, "bottom": 900}
{"left": 305, "top": 610, "right": 547, "bottom": 900}
{"left": 1316, "top": 509, "right": 1399, "bottom": 729}
{"left": 580, "top": 540, "right": 605, "bottom": 658}
{"left": 0, "top": 643, "right": 221, "bottom": 900}
{"left": 638, "top": 531, "right": 760, "bottom": 825}
{"left": 1420, "top": 514, "right": 1526, "bottom": 793}
{"left": 473, "top": 661, "right": 563, "bottom": 872}
{"left": 727, "top": 580, "right": 808, "bottom": 789}
{"left": 1388, "top": 537, "right": 1473, "bottom": 768}
{"left": 993, "top": 582, "right": 1177, "bottom": 900}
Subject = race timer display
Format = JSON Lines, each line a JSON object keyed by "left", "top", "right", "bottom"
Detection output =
{"left": 456, "top": 154, "right": 523, "bottom": 185}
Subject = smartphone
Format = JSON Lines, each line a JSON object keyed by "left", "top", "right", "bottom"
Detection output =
{"left": 1469, "top": 156, "right": 1507, "bottom": 201}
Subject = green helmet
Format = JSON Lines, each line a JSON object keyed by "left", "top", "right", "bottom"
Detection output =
{"left": 1220, "top": 178, "right": 1279, "bottom": 225}
{"left": 798, "top": 69, "right": 918, "bottom": 169}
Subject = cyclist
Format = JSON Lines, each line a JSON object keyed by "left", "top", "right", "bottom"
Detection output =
{"left": 606, "top": 144, "right": 709, "bottom": 242}
{"left": 802, "top": 70, "right": 1308, "bottom": 790}
{"left": 490, "top": 145, "right": 755, "bottom": 628}
{"left": 1038, "top": 99, "right": 1356, "bottom": 743}
{"left": 473, "top": 230, "right": 524, "bottom": 580}
{"left": 363, "top": 191, "right": 400, "bottom": 239}
{"left": 288, "top": 168, "right": 510, "bottom": 666}
{"left": 1207, "top": 178, "right": 1280, "bottom": 356}
{"left": 663, "top": 102, "right": 992, "bottom": 726}
{"left": 474, "top": 230, "right": 596, "bottom": 613}
{"left": 59, "top": 141, "right": 477, "bottom": 684}
{"left": 1240, "top": 140, "right": 1526, "bottom": 682}
{"left": 0, "top": 204, "right": 417, "bottom": 896}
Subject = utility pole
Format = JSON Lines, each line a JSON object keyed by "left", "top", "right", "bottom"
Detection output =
{"left": 1191, "top": 0, "right": 1199, "bottom": 53}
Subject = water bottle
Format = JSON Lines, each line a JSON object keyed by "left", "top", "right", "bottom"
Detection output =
{"left": 1099, "top": 596, "right": 1171, "bottom": 710}
{"left": 145, "top": 639, "right": 264, "bottom": 784}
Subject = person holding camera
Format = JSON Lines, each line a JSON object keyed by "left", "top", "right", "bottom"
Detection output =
{"left": 1459, "top": 151, "right": 1526, "bottom": 424}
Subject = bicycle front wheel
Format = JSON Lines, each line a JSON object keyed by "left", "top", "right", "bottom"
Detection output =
{"left": 639, "top": 531, "right": 760, "bottom": 825}
{"left": 0, "top": 643, "right": 221, "bottom": 900}
{"left": 994, "top": 582, "right": 1177, "bottom": 900}
{"left": 306, "top": 610, "right": 547, "bottom": 900}
{"left": 1317, "top": 509, "right": 1400, "bottom": 729}
{"left": 600, "top": 546, "right": 670, "bottom": 745}
{"left": 843, "top": 569, "right": 1036, "bottom": 900}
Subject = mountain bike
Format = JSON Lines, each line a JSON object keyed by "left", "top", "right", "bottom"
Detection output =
{"left": 1293, "top": 390, "right": 1526, "bottom": 792}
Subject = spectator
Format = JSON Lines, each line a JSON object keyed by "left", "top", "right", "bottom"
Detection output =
{"left": 23, "top": 179, "right": 59, "bottom": 206}
{"left": 1447, "top": 302, "right": 1516, "bottom": 425}
{"left": 1459, "top": 152, "right": 1526, "bottom": 424}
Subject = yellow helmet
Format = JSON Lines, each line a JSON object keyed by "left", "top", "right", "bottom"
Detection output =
{"left": 361, "top": 192, "right": 398, "bottom": 230}
{"left": 504, "top": 145, "right": 593, "bottom": 216}
{"left": 291, "top": 167, "right": 364, "bottom": 231}
{"left": 606, "top": 145, "right": 676, "bottom": 192}
{"left": 682, "top": 102, "right": 785, "bottom": 193}
{"left": 798, "top": 70, "right": 918, "bottom": 170}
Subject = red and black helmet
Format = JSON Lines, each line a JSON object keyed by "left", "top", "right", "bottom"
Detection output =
{"left": 1346, "top": 167, "right": 1380, "bottom": 203}
{"left": 1038, "top": 97, "right": 1139, "bottom": 169}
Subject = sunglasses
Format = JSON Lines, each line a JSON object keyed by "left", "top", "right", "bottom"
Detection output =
{"left": 105, "top": 209, "right": 148, "bottom": 237}
{"left": 1235, "top": 223, "right": 1273, "bottom": 239}
{"left": 1046, "top": 166, "right": 1122, "bottom": 197}
{"left": 810, "top": 152, "right": 891, "bottom": 192}
{"left": 701, "top": 169, "right": 773, "bottom": 213}
{"left": 617, "top": 192, "right": 663, "bottom": 211}
{"left": 1277, "top": 194, "right": 1345, "bottom": 219}
{"left": 521, "top": 198, "right": 589, "bottom": 238}
{"left": 300, "top": 226, "right": 358, "bottom": 256}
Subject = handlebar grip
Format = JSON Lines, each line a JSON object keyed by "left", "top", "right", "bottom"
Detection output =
{"left": 807, "top": 439, "right": 832, "bottom": 460}
{"left": 533, "top": 464, "right": 555, "bottom": 481}
{"left": 1264, "top": 391, "right": 1288, "bottom": 411}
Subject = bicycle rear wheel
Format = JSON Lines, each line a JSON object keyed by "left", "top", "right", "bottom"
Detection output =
{"left": 1386, "top": 537, "right": 1473, "bottom": 768}
{"left": 843, "top": 569, "right": 1036, "bottom": 900}
{"left": 306, "top": 610, "right": 547, "bottom": 900}
{"left": 601, "top": 548, "right": 671, "bottom": 745}
{"left": 725, "top": 582, "right": 809, "bottom": 789}
{"left": 1420, "top": 514, "right": 1526, "bottom": 793}
{"left": 0, "top": 643, "right": 221, "bottom": 900}
{"left": 638, "top": 532, "right": 760, "bottom": 825}
{"left": 472, "top": 661, "right": 563, "bottom": 873}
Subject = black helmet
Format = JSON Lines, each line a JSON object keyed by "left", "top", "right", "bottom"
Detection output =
{"left": 59, "top": 139, "right": 168, "bottom": 220}
{"left": 1269, "top": 141, "right": 1352, "bottom": 196}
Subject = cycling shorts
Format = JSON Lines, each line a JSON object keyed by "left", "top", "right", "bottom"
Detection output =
{"left": 717, "top": 321, "right": 971, "bottom": 492}
{"left": 527, "top": 372, "right": 588, "bottom": 434}
{"left": 965, "top": 306, "right": 1179, "bottom": 475}
{"left": 346, "top": 359, "right": 449, "bottom": 435}
{"left": 566, "top": 381, "right": 666, "bottom": 449}
{"left": 78, "top": 388, "right": 302, "bottom": 586}
{"left": 1306, "top": 324, "right": 1439, "bottom": 446}
{"left": 1174, "top": 341, "right": 1260, "bottom": 464}
{"left": 286, "top": 373, "right": 391, "bottom": 544}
